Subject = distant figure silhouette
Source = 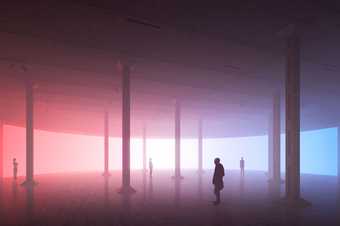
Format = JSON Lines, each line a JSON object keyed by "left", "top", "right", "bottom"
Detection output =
{"left": 240, "top": 157, "right": 245, "bottom": 177}
{"left": 13, "top": 158, "right": 18, "bottom": 180}
{"left": 212, "top": 157, "right": 225, "bottom": 205}
{"left": 149, "top": 158, "right": 153, "bottom": 177}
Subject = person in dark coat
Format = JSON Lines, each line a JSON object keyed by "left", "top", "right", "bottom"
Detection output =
{"left": 212, "top": 157, "right": 225, "bottom": 205}
{"left": 240, "top": 157, "right": 245, "bottom": 177}
{"left": 149, "top": 158, "right": 153, "bottom": 177}
{"left": 13, "top": 158, "right": 18, "bottom": 180}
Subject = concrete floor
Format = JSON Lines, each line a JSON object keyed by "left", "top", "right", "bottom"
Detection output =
{"left": 0, "top": 170, "right": 339, "bottom": 226}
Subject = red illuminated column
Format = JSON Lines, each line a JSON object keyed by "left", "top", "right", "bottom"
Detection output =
{"left": 103, "top": 110, "right": 110, "bottom": 176}
{"left": 118, "top": 63, "right": 135, "bottom": 193}
{"left": 198, "top": 119, "right": 204, "bottom": 174}
{"left": 0, "top": 120, "right": 3, "bottom": 178}
{"left": 173, "top": 100, "right": 183, "bottom": 179}
{"left": 22, "top": 80, "right": 36, "bottom": 186}
{"left": 142, "top": 126, "right": 147, "bottom": 173}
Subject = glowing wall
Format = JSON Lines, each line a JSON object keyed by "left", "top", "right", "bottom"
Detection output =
{"left": 2, "top": 125, "right": 337, "bottom": 177}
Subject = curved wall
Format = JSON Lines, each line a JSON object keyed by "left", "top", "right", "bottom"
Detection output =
{"left": 2, "top": 125, "right": 337, "bottom": 177}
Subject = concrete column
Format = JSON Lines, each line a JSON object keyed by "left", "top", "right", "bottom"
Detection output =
{"left": 336, "top": 127, "right": 340, "bottom": 215}
{"left": 285, "top": 29, "right": 300, "bottom": 201}
{"left": 268, "top": 94, "right": 281, "bottom": 183}
{"left": 268, "top": 113, "right": 274, "bottom": 179}
{"left": 103, "top": 110, "right": 110, "bottom": 176}
{"left": 273, "top": 94, "right": 281, "bottom": 183}
{"left": 337, "top": 127, "right": 340, "bottom": 181}
{"left": 173, "top": 100, "right": 183, "bottom": 179}
{"left": 142, "top": 127, "right": 147, "bottom": 173}
{"left": 118, "top": 63, "right": 135, "bottom": 193}
{"left": 198, "top": 119, "right": 203, "bottom": 174}
{"left": 0, "top": 121, "right": 3, "bottom": 178}
{"left": 22, "top": 80, "right": 36, "bottom": 186}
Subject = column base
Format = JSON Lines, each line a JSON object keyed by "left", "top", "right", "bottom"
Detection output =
{"left": 117, "top": 185, "right": 136, "bottom": 194}
{"left": 172, "top": 175, "right": 184, "bottom": 180}
{"left": 21, "top": 180, "right": 38, "bottom": 187}
{"left": 279, "top": 197, "right": 312, "bottom": 208}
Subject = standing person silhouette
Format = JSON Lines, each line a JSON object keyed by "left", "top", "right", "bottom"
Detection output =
{"left": 240, "top": 157, "right": 245, "bottom": 177}
{"left": 13, "top": 158, "right": 18, "bottom": 180}
{"left": 149, "top": 158, "right": 153, "bottom": 177}
{"left": 212, "top": 158, "right": 225, "bottom": 205}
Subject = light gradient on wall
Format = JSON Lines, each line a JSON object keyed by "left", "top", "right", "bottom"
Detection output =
{"left": 2, "top": 125, "right": 337, "bottom": 177}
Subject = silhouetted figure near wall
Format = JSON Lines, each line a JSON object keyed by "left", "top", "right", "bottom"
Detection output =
{"left": 240, "top": 157, "right": 245, "bottom": 177}
{"left": 212, "top": 158, "right": 224, "bottom": 205}
{"left": 13, "top": 158, "right": 18, "bottom": 180}
{"left": 149, "top": 158, "right": 153, "bottom": 177}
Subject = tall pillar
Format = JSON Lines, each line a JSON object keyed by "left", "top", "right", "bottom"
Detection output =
{"left": 118, "top": 63, "right": 135, "bottom": 193}
{"left": 285, "top": 28, "right": 303, "bottom": 203}
{"left": 273, "top": 94, "right": 281, "bottom": 183}
{"left": 22, "top": 80, "right": 36, "bottom": 186}
{"left": 268, "top": 113, "right": 274, "bottom": 179}
{"left": 268, "top": 94, "right": 281, "bottom": 183}
{"left": 337, "top": 127, "right": 340, "bottom": 181}
{"left": 142, "top": 126, "right": 147, "bottom": 173}
{"left": 0, "top": 120, "right": 3, "bottom": 178}
{"left": 103, "top": 110, "right": 110, "bottom": 176}
{"left": 337, "top": 127, "right": 340, "bottom": 217}
{"left": 173, "top": 100, "right": 183, "bottom": 179}
{"left": 198, "top": 119, "right": 203, "bottom": 174}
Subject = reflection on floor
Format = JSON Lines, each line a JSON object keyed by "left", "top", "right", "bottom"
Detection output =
{"left": 0, "top": 170, "right": 339, "bottom": 226}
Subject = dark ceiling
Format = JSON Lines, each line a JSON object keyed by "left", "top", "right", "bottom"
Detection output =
{"left": 0, "top": 0, "right": 340, "bottom": 138}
